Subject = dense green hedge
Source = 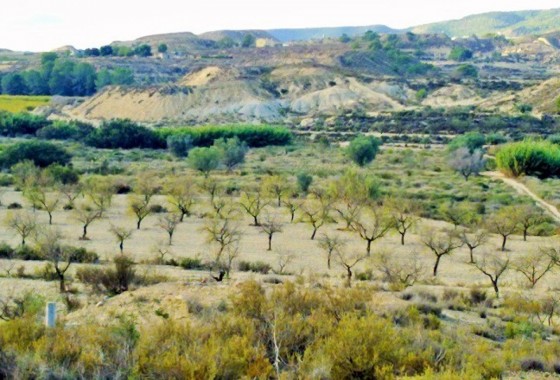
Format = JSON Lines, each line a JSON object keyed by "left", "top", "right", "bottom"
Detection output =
{"left": 495, "top": 140, "right": 560, "bottom": 178}
{"left": 0, "top": 113, "right": 292, "bottom": 150}
{"left": 0, "top": 140, "right": 71, "bottom": 168}
{"left": 158, "top": 125, "right": 293, "bottom": 147}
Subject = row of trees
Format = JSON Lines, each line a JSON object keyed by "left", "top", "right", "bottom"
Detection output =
{"left": 0, "top": 53, "right": 135, "bottom": 96}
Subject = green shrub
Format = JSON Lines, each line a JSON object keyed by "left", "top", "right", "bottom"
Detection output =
{"left": 36, "top": 120, "right": 94, "bottom": 141}
{"left": 347, "top": 135, "right": 381, "bottom": 167}
{"left": 0, "top": 140, "right": 71, "bottom": 168}
{"left": 158, "top": 124, "right": 292, "bottom": 148}
{"left": 187, "top": 146, "right": 221, "bottom": 176}
{"left": 86, "top": 119, "right": 165, "bottom": 149}
{"left": 495, "top": 140, "right": 560, "bottom": 178}
{"left": 448, "top": 132, "right": 485, "bottom": 152}
{"left": 238, "top": 260, "right": 271, "bottom": 274}
{"left": 296, "top": 172, "right": 313, "bottom": 193}
{"left": 0, "top": 112, "right": 50, "bottom": 136}
{"left": 179, "top": 257, "right": 208, "bottom": 270}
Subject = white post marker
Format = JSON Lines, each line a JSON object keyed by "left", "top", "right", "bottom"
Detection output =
{"left": 45, "top": 302, "right": 56, "bottom": 328}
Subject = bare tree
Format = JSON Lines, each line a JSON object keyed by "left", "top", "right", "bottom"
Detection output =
{"left": 82, "top": 176, "right": 114, "bottom": 216}
{"left": 260, "top": 213, "right": 283, "bottom": 251}
{"left": 334, "top": 200, "right": 363, "bottom": 231}
{"left": 129, "top": 195, "right": 151, "bottom": 230}
{"left": 459, "top": 228, "right": 488, "bottom": 264}
{"left": 203, "top": 217, "right": 242, "bottom": 259}
{"left": 318, "top": 233, "right": 346, "bottom": 270}
{"left": 157, "top": 214, "right": 181, "bottom": 245}
{"left": 6, "top": 211, "right": 37, "bottom": 246}
{"left": 0, "top": 293, "right": 28, "bottom": 321}
{"left": 36, "top": 228, "right": 73, "bottom": 293}
{"left": 375, "top": 251, "right": 424, "bottom": 290}
{"left": 200, "top": 177, "right": 221, "bottom": 205}
{"left": 423, "top": 229, "right": 463, "bottom": 276}
{"left": 282, "top": 197, "right": 300, "bottom": 223}
{"left": 473, "top": 251, "right": 510, "bottom": 298}
{"left": 299, "top": 199, "right": 332, "bottom": 240}
{"left": 351, "top": 206, "right": 392, "bottom": 256}
{"left": 166, "top": 178, "right": 197, "bottom": 222}
{"left": 486, "top": 208, "right": 518, "bottom": 251}
{"left": 513, "top": 249, "right": 556, "bottom": 288}
{"left": 26, "top": 189, "right": 60, "bottom": 225}
{"left": 74, "top": 202, "right": 103, "bottom": 240}
{"left": 110, "top": 225, "right": 134, "bottom": 254}
{"left": 274, "top": 251, "right": 294, "bottom": 275}
{"left": 1, "top": 250, "right": 17, "bottom": 277}
{"left": 449, "top": 147, "right": 486, "bottom": 181}
{"left": 150, "top": 241, "right": 174, "bottom": 265}
{"left": 263, "top": 175, "right": 291, "bottom": 207}
{"left": 60, "top": 183, "right": 83, "bottom": 210}
{"left": 515, "top": 205, "right": 544, "bottom": 241}
{"left": 387, "top": 198, "right": 421, "bottom": 245}
{"left": 334, "top": 248, "right": 367, "bottom": 287}
{"left": 239, "top": 191, "right": 270, "bottom": 226}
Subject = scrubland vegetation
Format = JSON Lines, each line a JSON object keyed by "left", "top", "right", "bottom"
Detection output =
{"left": 0, "top": 119, "right": 559, "bottom": 378}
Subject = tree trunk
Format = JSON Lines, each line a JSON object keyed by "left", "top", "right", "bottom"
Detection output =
{"left": 21, "top": 237, "right": 25, "bottom": 246}
{"left": 366, "top": 239, "right": 373, "bottom": 256}
{"left": 400, "top": 232, "right": 405, "bottom": 246}
{"left": 268, "top": 234, "right": 272, "bottom": 251}
{"left": 469, "top": 247, "right": 475, "bottom": 264}
{"left": 253, "top": 215, "right": 259, "bottom": 226}
{"left": 48, "top": 212, "right": 53, "bottom": 225}
{"left": 346, "top": 267, "right": 352, "bottom": 288}
{"left": 137, "top": 219, "right": 142, "bottom": 230}
{"left": 277, "top": 196, "right": 281, "bottom": 208}
{"left": 290, "top": 211, "right": 295, "bottom": 223}
{"left": 433, "top": 255, "right": 442, "bottom": 276}
{"left": 119, "top": 241, "right": 124, "bottom": 254}
{"left": 168, "top": 232, "right": 173, "bottom": 246}
{"left": 327, "top": 253, "right": 331, "bottom": 270}
{"left": 311, "top": 227, "right": 318, "bottom": 240}
{"left": 501, "top": 235, "right": 507, "bottom": 252}
{"left": 82, "top": 224, "right": 88, "bottom": 240}
{"left": 179, "top": 212, "right": 185, "bottom": 222}
{"left": 492, "top": 279, "right": 499, "bottom": 298}
{"left": 523, "top": 228, "right": 528, "bottom": 242}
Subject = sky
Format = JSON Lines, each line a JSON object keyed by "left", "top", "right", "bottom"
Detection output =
{"left": 2, "top": 0, "right": 560, "bottom": 52}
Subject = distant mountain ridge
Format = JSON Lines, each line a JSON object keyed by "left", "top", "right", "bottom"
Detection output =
{"left": 122, "top": 8, "right": 560, "bottom": 50}
{"left": 411, "top": 8, "right": 560, "bottom": 37}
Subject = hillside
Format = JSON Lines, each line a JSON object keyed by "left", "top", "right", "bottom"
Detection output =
{"left": 266, "top": 25, "right": 401, "bottom": 42}
{"left": 412, "top": 8, "right": 560, "bottom": 37}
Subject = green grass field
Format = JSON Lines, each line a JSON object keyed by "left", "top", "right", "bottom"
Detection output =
{"left": 0, "top": 95, "right": 51, "bottom": 113}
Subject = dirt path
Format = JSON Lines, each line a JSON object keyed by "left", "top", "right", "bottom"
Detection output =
{"left": 482, "top": 171, "right": 560, "bottom": 222}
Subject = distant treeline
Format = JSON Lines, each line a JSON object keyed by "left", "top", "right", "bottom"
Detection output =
{"left": 0, "top": 53, "right": 134, "bottom": 97}
{"left": 0, "top": 113, "right": 293, "bottom": 150}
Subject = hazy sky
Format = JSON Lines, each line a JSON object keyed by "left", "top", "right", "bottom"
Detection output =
{"left": 2, "top": 0, "right": 559, "bottom": 51}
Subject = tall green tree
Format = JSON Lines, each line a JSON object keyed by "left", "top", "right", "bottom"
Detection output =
{"left": 347, "top": 136, "right": 381, "bottom": 167}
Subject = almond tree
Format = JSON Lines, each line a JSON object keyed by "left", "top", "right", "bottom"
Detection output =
{"left": 387, "top": 198, "right": 421, "bottom": 245}
{"left": 448, "top": 147, "right": 486, "bottom": 181}
{"left": 473, "top": 251, "right": 510, "bottom": 298}
{"left": 299, "top": 199, "right": 332, "bottom": 240}
{"left": 36, "top": 228, "right": 72, "bottom": 293}
{"left": 351, "top": 206, "right": 392, "bottom": 256}
{"left": 486, "top": 207, "right": 518, "bottom": 251}
{"left": 129, "top": 197, "right": 150, "bottom": 230}
{"left": 375, "top": 251, "right": 424, "bottom": 290}
{"left": 423, "top": 229, "right": 463, "bottom": 276}
{"left": 513, "top": 249, "right": 556, "bottom": 288}
{"left": 74, "top": 202, "right": 103, "bottom": 240}
{"left": 260, "top": 213, "right": 283, "bottom": 251}
{"left": 158, "top": 214, "right": 181, "bottom": 245}
{"left": 110, "top": 225, "right": 134, "bottom": 254}
{"left": 6, "top": 211, "right": 37, "bottom": 246}
{"left": 82, "top": 176, "right": 114, "bottom": 216}
{"left": 166, "top": 178, "right": 197, "bottom": 222}
{"left": 26, "top": 189, "right": 60, "bottom": 225}
{"left": 282, "top": 197, "right": 300, "bottom": 223}
{"left": 203, "top": 217, "right": 242, "bottom": 277}
{"left": 240, "top": 191, "right": 270, "bottom": 226}
{"left": 515, "top": 205, "right": 544, "bottom": 241}
{"left": 263, "top": 175, "right": 291, "bottom": 207}
{"left": 334, "top": 248, "right": 367, "bottom": 287}
{"left": 318, "top": 233, "right": 346, "bottom": 270}
{"left": 459, "top": 228, "right": 488, "bottom": 264}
